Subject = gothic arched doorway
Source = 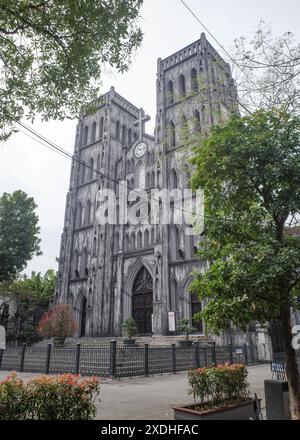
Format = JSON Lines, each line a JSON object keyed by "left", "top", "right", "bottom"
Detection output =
{"left": 132, "top": 266, "right": 153, "bottom": 335}
{"left": 80, "top": 297, "right": 87, "bottom": 337}
{"left": 191, "top": 292, "right": 203, "bottom": 333}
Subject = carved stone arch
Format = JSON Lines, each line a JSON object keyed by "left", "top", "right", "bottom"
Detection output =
{"left": 123, "top": 258, "right": 153, "bottom": 321}
{"left": 179, "top": 275, "right": 204, "bottom": 334}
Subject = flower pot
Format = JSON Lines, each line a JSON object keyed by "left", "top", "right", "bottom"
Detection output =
{"left": 53, "top": 337, "right": 66, "bottom": 347}
{"left": 173, "top": 399, "right": 256, "bottom": 420}
{"left": 178, "top": 340, "right": 193, "bottom": 348}
{"left": 123, "top": 338, "right": 136, "bottom": 347}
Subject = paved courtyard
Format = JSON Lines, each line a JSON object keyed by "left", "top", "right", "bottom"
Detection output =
{"left": 0, "top": 364, "right": 271, "bottom": 420}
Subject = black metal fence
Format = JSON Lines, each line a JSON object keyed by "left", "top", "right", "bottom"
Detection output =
{"left": 270, "top": 351, "right": 300, "bottom": 381}
{"left": 0, "top": 341, "right": 255, "bottom": 378}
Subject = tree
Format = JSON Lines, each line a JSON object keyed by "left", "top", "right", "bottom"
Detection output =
{"left": 0, "top": 0, "right": 143, "bottom": 140}
{"left": 38, "top": 304, "right": 77, "bottom": 342}
{"left": 190, "top": 109, "right": 300, "bottom": 419}
{"left": 233, "top": 22, "right": 300, "bottom": 115}
{"left": 0, "top": 190, "right": 41, "bottom": 282}
{"left": 0, "top": 270, "right": 56, "bottom": 344}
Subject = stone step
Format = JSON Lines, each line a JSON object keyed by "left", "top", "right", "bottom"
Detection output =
{"left": 33, "top": 335, "right": 212, "bottom": 348}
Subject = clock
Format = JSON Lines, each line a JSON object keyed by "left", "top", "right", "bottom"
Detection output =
{"left": 134, "top": 142, "right": 147, "bottom": 158}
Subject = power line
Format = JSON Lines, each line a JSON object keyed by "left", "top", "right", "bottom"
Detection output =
{"left": 17, "top": 120, "right": 216, "bottom": 222}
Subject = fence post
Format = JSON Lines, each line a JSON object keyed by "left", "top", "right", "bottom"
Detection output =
{"left": 109, "top": 340, "right": 117, "bottom": 379}
{"left": 194, "top": 341, "right": 200, "bottom": 368}
{"left": 75, "top": 343, "right": 81, "bottom": 374}
{"left": 20, "top": 344, "right": 26, "bottom": 372}
{"left": 211, "top": 342, "right": 217, "bottom": 366}
{"left": 229, "top": 343, "right": 233, "bottom": 365}
{"left": 0, "top": 349, "right": 3, "bottom": 369}
{"left": 172, "top": 344, "right": 176, "bottom": 374}
{"left": 45, "top": 343, "right": 52, "bottom": 374}
{"left": 144, "top": 344, "right": 149, "bottom": 377}
{"left": 243, "top": 343, "right": 248, "bottom": 365}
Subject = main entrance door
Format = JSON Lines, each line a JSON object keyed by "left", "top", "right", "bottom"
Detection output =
{"left": 132, "top": 267, "right": 153, "bottom": 335}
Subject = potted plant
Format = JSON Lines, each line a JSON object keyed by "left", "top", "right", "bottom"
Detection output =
{"left": 38, "top": 304, "right": 77, "bottom": 346}
{"left": 177, "top": 319, "right": 196, "bottom": 347}
{"left": 122, "top": 317, "right": 138, "bottom": 346}
{"left": 173, "top": 364, "right": 256, "bottom": 420}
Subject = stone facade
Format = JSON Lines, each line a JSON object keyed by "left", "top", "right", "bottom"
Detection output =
{"left": 55, "top": 33, "right": 239, "bottom": 338}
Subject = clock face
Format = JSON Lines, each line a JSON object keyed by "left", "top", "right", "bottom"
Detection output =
{"left": 134, "top": 142, "right": 147, "bottom": 158}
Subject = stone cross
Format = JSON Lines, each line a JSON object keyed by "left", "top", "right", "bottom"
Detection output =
{"left": 134, "top": 108, "right": 150, "bottom": 141}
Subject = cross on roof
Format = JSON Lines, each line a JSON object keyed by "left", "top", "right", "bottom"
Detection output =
{"left": 134, "top": 108, "right": 150, "bottom": 141}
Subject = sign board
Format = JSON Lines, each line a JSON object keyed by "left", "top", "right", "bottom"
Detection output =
{"left": 168, "top": 312, "right": 176, "bottom": 332}
{"left": 0, "top": 325, "right": 6, "bottom": 350}
{"left": 235, "top": 348, "right": 243, "bottom": 354}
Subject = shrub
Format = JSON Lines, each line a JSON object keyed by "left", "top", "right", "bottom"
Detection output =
{"left": 122, "top": 317, "right": 138, "bottom": 339}
{"left": 177, "top": 319, "right": 197, "bottom": 340}
{"left": 188, "top": 364, "right": 250, "bottom": 409}
{"left": 0, "top": 373, "right": 100, "bottom": 420}
{"left": 38, "top": 304, "right": 77, "bottom": 339}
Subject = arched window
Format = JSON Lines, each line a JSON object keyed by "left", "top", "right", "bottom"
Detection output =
{"left": 122, "top": 125, "right": 127, "bottom": 144}
{"left": 144, "top": 229, "right": 149, "bottom": 248}
{"left": 179, "top": 74, "right": 186, "bottom": 97}
{"left": 146, "top": 151, "right": 150, "bottom": 166}
{"left": 116, "top": 121, "right": 120, "bottom": 140}
{"left": 194, "top": 110, "right": 201, "bottom": 133}
{"left": 116, "top": 205, "right": 120, "bottom": 225}
{"left": 115, "top": 233, "right": 119, "bottom": 252}
{"left": 128, "top": 128, "right": 132, "bottom": 145}
{"left": 88, "top": 157, "right": 94, "bottom": 181}
{"left": 81, "top": 248, "right": 88, "bottom": 277}
{"left": 137, "top": 231, "right": 142, "bottom": 249}
{"left": 170, "top": 169, "right": 178, "bottom": 189}
{"left": 150, "top": 228, "right": 154, "bottom": 245}
{"left": 83, "top": 126, "right": 88, "bottom": 146}
{"left": 157, "top": 170, "right": 161, "bottom": 188}
{"left": 181, "top": 114, "right": 188, "bottom": 141}
{"left": 169, "top": 121, "right": 176, "bottom": 147}
{"left": 72, "top": 250, "right": 79, "bottom": 277}
{"left": 124, "top": 234, "right": 129, "bottom": 251}
{"left": 99, "top": 117, "right": 104, "bottom": 138}
{"left": 85, "top": 200, "right": 91, "bottom": 225}
{"left": 191, "top": 293, "right": 203, "bottom": 333}
{"left": 91, "top": 121, "right": 96, "bottom": 143}
{"left": 130, "top": 233, "right": 135, "bottom": 250}
{"left": 79, "top": 161, "right": 86, "bottom": 184}
{"left": 174, "top": 226, "right": 180, "bottom": 259}
{"left": 151, "top": 171, "right": 155, "bottom": 188}
{"left": 201, "top": 105, "right": 206, "bottom": 123}
{"left": 146, "top": 172, "right": 150, "bottom": 188}
{"left": 167, "top": 80, "right": 174, "bottom": 105}
{"left": 93, "top": 237, "right": 97, "bottom": 257}
{"left": 97, "top": 154, "right": 101, "bottom": 171}
{"left": 76, "top": 202, "right": 82, "bottom": 228}
{"left": 191, "top": 68, "right": 198, "bottom": 92}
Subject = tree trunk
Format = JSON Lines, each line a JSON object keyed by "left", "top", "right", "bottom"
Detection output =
{"left": 280, "top": 303, "right": 300, "bottom": 420}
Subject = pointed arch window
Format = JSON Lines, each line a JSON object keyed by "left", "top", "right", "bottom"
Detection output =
{"left": 88, "top": 157, "right": 94, "bottom": 181}
{"left": 194, "top": 110, "right": 201, "bottom": 133}
{"left": 83, "top": 126, "right": 88, "bottom": 146}
{"left": 116, "top": 121, "right": 120, "bottom": 140}
{"left": 137, "top": 231, "right": 142, "bottom": 249}
{"left": 115, "top": 233, "right": 119, "bottom": 253}
{"left": 72, "top": 250, "right": 79, "bottom": 277}
{"left": 85, "top": 200, "right": 91, "bottom": 226}
{"left": 179, "top": 74, "right": 186, "bottom": 97}
{"left": 76, "top": 202, "right": 83, "bottom": 228}
{"left": 174, "top": 226, "right": 180, "bottom": 259}
{"left": 91, "top": 121, "right": 96, "bottom": 143}
{"left": 170, "top": 169, "right": 178, "bottom": 189}
{"left": 124, "top": 234, "right": 129, "bottom": 251}
{"left": 130, "top": 233, "right": 136, "bottom": 250}
{"left": 167, "top": 80, "right": 174, "bottom": 105}
{"left": 150, "top": 228, "right": 155, "bottom": 245}
{"left": 81, "top": 248, "right": 88, "bottom": 278}
{"left": 93, "top": 237, "right": 97, "bottom": 257}
{"left": 191, "top": 68, "right": 198, "bottom": 92}
{"left": 144, "top": 229, "right": 149, "bottom": 248}
{"left": 128, "top": 128, "right": 132, "bottom": 145}
{"left": 169, "top": 121, "right": 175, "bottom": 147}
{"left": 99, "top": 117, "right": 104, "bottom": 138}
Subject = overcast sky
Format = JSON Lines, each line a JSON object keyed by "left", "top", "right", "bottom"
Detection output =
{"left": 0, "top": 0, "right": 299, "bottom": 276}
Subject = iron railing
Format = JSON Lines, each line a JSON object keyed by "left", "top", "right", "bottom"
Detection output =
{"left": 0, "top": 341, "right": 255, "bottom": 378}
{"left": 270, "top": 351, "right": 300, "bottom": 381}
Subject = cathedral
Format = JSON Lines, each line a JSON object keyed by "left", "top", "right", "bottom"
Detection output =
{"left": 55, "top": 33, "right": 239, "bottom": 338}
